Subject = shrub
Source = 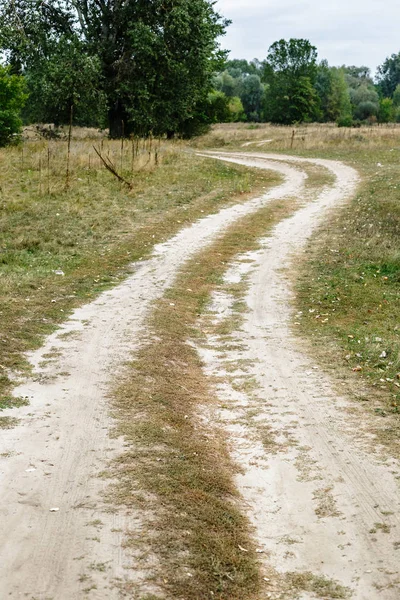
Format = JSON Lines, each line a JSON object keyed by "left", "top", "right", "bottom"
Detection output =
{"left": 337, "top": 115, "right": 353, "bottom": 127}
{"left": 0, "top": 66, "right": 27, "bottom": 146}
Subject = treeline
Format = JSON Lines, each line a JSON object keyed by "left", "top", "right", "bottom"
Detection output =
{"left": 1, "top": 0, "right": 400, "bottom": 149}
{"left": 210, "top": 39, "right": 400, "bottom": 126}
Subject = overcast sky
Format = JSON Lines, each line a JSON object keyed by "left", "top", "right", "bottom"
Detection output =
{"left": 216, "top": 0, "right": 400, "bottom": 76}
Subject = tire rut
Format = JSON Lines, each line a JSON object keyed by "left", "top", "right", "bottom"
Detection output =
{"left": 198, "top": 152, "right": 400, "bottom": 599}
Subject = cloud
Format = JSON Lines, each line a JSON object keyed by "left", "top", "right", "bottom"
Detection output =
{"left": 216, "top": 0, "right": 400, "bottom": 72}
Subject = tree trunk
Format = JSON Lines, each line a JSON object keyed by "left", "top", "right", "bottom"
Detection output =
{"left": 108, "top": 101, "right": 130, "bottom": 139}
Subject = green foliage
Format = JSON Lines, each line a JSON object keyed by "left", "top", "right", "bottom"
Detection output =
{"left": 263, "top": 38, "right": 318, "bottom": 82}
{"left": 350, "top": 84, "right": 379, "bottom": 120}
{"left": 225, "top": 59, "right": 261, "bottom": 77}
{"left": 337, "top": 115, "right": 354, "bottom": 127}
{"left": 343, "top": 65, "right": 373, "bottom": 87}
{"left": 207, "top": 91, "right": 231, "bottom": 123}
{"left": 263, "top": 39, "right": 320, "bottom": 124}
{"left": 23, "top": 37, "right": 106, "bottom": 127}
{"left": 378, "top": 98, "right": 395, "bottom": 123}
{"left": 392, "top": 84, "right": 400, "bottom": 106}
{"left": 240, "top": 75, "right": 265, "bottom": 122}
{"left": 228, "top": 97, "right": 246, "bottom": 122}
{"left": 377, "top": 52, "right": 400, "bottom": 97}
{"left": 0, "top": 0, "right": 229, "bottom": 137}
{"left": 315, "top": 61, "right": 351, "bottom": 122}
{"left": 213, "top": 71, "right": 240, "bottom": 98}
{"left": 0, "top": 64, "right": 27, "bottom": 146}
{"left": 206, "top": 92, "right": 245, "bottom": 123}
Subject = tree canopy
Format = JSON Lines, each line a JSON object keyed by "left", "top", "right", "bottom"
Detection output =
{"left": 376, "top": 52, "right": 400, "bottom": 98}
{"left": 262, "top": 38, "right": 320, "bottom": 124}
{"left": 0, "top": 0, "right": 229, "bottom": 137}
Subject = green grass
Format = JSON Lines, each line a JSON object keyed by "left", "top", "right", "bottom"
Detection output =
{"left": 0, "top": 138, "right": 278, "bottom": 400}
{"left": 293, "top": 146, "right": 400, "bottom": 451}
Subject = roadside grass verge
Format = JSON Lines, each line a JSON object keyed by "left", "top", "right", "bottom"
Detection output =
{"left": 294, "top": 148, "right": 400, "bottom": 452}
{"left": 111, "top": 197, "right": 300, "bottom": 599}
{"left": 0, "top": 140, "right": 278, "bottom": 400}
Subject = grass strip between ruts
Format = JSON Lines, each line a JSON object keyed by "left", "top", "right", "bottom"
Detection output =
{"left": 111, "top": 196, "right": 299, "bottom": 600}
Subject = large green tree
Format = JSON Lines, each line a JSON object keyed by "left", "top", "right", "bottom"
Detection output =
{"left": 0, "top": 0, "right": 228, "bottom": 137}
{"left": 262, "top": 39, "right": 320, "bottom": 124}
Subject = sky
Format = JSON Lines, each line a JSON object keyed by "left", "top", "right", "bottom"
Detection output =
{"left": 216, "top": 0, "right": 400, "bottom": 76}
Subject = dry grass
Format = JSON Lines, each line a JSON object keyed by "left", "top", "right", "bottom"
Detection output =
{"left": 285, "top": 571, "right": 352, "bottom": 599}
{"left": 192, "top": 122, "right": 400, "bottom": 153}
{"left": 0, "top": 136, "right": 277, "bottom": 400}
{"left": 110, "top": 197, "right": 298, "bottom": 599}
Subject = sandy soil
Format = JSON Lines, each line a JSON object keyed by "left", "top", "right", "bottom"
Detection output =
{"left": 198, "top": 153, "right": 400, "bottom": 599}
{"left": 0, "top": 156, "right": 303, "bottom": 599}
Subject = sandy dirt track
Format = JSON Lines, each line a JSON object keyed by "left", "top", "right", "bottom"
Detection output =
{"left": 199, "top": 152, "right": 400, "bottom": 599}
{"left": 0, "top": 155, "right": 302, "bottom": 599}
{"left": 1, "top": 151, "right": 398, "bottom": 599}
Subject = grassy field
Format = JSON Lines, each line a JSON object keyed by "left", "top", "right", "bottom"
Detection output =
{"left": 0, "top": 133, "right": 278, "bottom": 403}
{"left": 294, "top": 145, "right": 400, "bottom": 453}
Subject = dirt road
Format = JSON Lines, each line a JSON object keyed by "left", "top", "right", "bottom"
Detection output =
{"left": 0, "top": 155, "right": 301, "bottom": 598}
{"left": 199, "top": 153, "right": 400, "bottom": 599}
{"left": 0, "top": 152, "right": 398, "bottom": 599}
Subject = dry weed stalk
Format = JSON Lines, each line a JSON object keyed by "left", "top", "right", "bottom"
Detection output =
{"left": 93, "top": 145, "right": 133, "bottom": 189}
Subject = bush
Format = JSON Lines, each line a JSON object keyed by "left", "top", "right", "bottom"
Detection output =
{"left": 354, "top": 100, "right": 378, "bottom": 121}
{"left": 337, "top": 115, "right": 353, "bottom": 127}
{"left": 378, "top": 98, "right": 395, "bottom": 123}
{"left": 0, "top": 66, "right": 27, "bottom": 146}
{"left": 228, "top": 96, "right": 246, "bottom": 122}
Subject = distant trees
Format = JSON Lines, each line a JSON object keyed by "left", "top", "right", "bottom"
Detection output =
{"left": 240, "top": 75, "right": 264, "bottom": 121}
{"left": 213, "top": 59, "right": 264, "bottom": 121}
{"left": 0, "top": 65, "right": 27, "bottom": 146}
{"left": 376, "top": 52, "right": 400, "bottom": 98}
{"left": 211, "top": 41, "right": 400, "bottom": 127}
{"left": 2, "top": 11, "right": 400, "bottom": 137}
{"left": 315, "top": 61, "right": 351, "bottom": 122}
{"left": 341, "top": 66, "right": 379, "bottom": 122}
